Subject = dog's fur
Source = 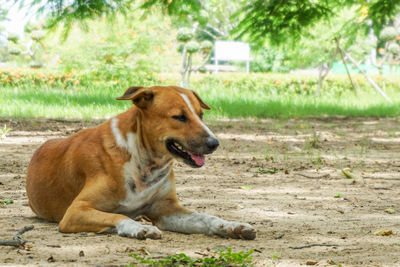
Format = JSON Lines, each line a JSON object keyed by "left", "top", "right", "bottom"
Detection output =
{"left": 26, "top": 86, "right": 256, "bottom": 240}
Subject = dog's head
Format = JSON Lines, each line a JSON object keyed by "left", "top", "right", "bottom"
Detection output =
{"left": 117, "top": 86, "right": 219, "bottom": 168}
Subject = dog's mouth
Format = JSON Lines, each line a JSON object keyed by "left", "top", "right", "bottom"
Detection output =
{"left": 166, "top": 139, "right": 205, "bottom": 168}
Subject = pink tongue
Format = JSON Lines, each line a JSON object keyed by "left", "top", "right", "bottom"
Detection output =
{"left": 188, "top": 152, "right": 205, "bottom": 166}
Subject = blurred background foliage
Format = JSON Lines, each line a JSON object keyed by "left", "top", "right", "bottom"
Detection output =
{"left": 0, "top": 0, "right": 400, "bottom": 118}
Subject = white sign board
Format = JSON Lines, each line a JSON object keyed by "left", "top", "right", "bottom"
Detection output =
{"left": 212, "top": 41, "right": 250, "bottom": 73}
{"left": 214, "top": 41, "right": 250, "bottom": 61}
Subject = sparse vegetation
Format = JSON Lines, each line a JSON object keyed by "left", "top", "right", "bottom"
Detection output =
{"left": 0, "top": 125, "right": 12, "bottom": 139}
{"left": 128, "top": 248, "right": 254, "bottom": 267}
{"left": 0, "top": 199, "right": 14, "bottom": 205}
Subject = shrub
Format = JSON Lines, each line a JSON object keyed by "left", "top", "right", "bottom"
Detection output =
{"left": 380, "top": 27, "right": 398, "bottom": 42}
{"left": 185, "top": 41, "right": 200, "bottom": 53}
{"left": 388, "top": 43, "right": 400, "bottom": 54}
{"left": 250, "top": 48, "right": 289, "bottom": 73}
{"left": 176, "top": 28, "right": 193, "bottom": 42}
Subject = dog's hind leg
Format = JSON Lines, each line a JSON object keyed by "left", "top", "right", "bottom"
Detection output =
{"left": 147, "top": 199, "right": 256, "bottom": 240}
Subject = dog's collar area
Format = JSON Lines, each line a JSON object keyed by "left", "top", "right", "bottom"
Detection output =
{"left": 166, "top": 139, "right": 205, "bottom": 168}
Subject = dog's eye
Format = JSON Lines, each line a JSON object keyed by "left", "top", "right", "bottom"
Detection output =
{"left": 172, "top": 115, "right": 187, "bottom": 122}
{"left": 199, "top": 113, "right": 204, "bottom": 119}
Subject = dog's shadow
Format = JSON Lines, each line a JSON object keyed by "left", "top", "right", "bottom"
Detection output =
{"left": 25, "top": 216, "right": 58, "bottom": 227}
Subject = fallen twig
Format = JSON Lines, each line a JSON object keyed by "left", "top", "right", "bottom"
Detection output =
{"left": 289, "top": 243, "right": 340, "bottom": 249}
{"left": 274, "top": 233, "right": 285, "bottom": 239}
{"left": 296, "top": 173, "right": 330, "bottom": 179}
{"left": 372, "top": 187, "right": 390, "bottom": 190}
{"left": 363, "top": 177, "right": 400, "bottom": 181}
{"left": 195, "top": 251, "right": 209, "bottom": 256}
{"left": 46, "top": 244, "right": 61, "bottom": 248}
{"left": 0, "top": 225, "right": 34, "bottom": 247}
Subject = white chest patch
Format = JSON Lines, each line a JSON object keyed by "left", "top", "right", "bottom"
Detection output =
{"left": 111, "top": 118, "right": 172, "bottom": 217}
{"left": 116, "top": 171, "right": 171, "bottom": 217}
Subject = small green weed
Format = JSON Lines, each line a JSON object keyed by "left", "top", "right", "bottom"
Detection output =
{"left": 334, "top": 193, "right": 344, "bottom": 198}
{"left": 359, "top": 136, "right": 369, "bottom": 157}
{"left": 264, "top": 147, "right": 272, "bottom": 161}
{"left": 328, "top": 259, "right": 343, "bottom": 266}
{"left": 304, "top": 131, "right": 322, "bottom": 149}
{"left": 257, "top": 168, "right": 277, "bottom": 174}
{"left": 269, "top": 250, "right": 281, "bottom": 260}
{"left": 0, "top": 125, "right": 12, "bottom": 139}
{"left": 0, "top": 199, "right": 14, "bottom": 205}
{"left": 128, "top": 248, "right": 254, "bottom": 267}
{"left": 387, "top": 131, "right": 397, "bottom": 138}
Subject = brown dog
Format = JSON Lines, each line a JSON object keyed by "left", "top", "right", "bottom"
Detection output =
{"left": 26, "top": 86, "right": 256, "bottom": 240}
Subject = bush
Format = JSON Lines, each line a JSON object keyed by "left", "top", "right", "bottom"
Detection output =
{"left": 176, "top": 28, "right": 193, "bottom": 42}
{"left": 388, "top": 43, "right": 400, "bottom": 54}
{"left": 0, "top": 67, "right": 158, "bottom": 89}
{"left": 250, "top": 48, "right": 289, "bottom": 73}
{"left": 2, "top": 70, "right": 400, "bottom": 97}
{"left": 185, "top": 41, "right": 200, "bottom": 53}
{"left": 380, "top": 27, "right": 398, "bottom": 42}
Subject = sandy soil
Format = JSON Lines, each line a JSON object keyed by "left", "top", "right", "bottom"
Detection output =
{"left": 0, "top": 117, "right": 399, "bottom": 266}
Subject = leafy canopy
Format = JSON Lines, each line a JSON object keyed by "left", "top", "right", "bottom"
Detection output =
{"left": 12, "top": 0, "right": 400, "bottom": 44}
{"left": 234, "top": 0, "right": 400, "bottom": 44}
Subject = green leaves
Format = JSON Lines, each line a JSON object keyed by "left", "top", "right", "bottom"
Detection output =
{"left": 257, "top": 168, "right": 277, "bottom": 174}
{"left": 0, "top": 199, "right": 14, "bottom": 205}
{"left": 129, "top": 248, "right": 254, "bottom": 267}
{"left": 233, "top": 0, "right": 336, "bottom": 45}
{"left": 334, "top": 193, "right": 344, "bottom": 198}
{"left": 233, "top": 0, "right": 400, "bottom": 45}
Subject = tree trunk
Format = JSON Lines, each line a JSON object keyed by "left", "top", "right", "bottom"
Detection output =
{"left": 180, "top": 46, "right": 187, "bottom": 87}
{"left": 186, "top": 53, "right": 193, "bottom": 88}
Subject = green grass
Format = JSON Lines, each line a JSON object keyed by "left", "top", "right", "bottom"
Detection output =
{"left": 128, "top": 248, "right": 254, "bottom": 267}
{"left": 1, "top": 84, "right": 130, "bottom": 119}
{"left": 199, "top": 87, "right": 400, "bottom": 118}
{"left": 1, "top": 73, "right": 400, "bottom": 119}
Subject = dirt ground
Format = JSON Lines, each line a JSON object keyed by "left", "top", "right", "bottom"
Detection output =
{"left": 0, "top": 117, "right": 399, "bottom": 266}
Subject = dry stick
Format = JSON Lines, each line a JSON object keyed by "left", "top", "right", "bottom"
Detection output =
{"left": 362, "top": 176, "right": 400, "bottom": 181}
{"left": 336, "top": 42, "right": 392, "bottom": 103}
{"left": 0, "top": 225, "right": 34, "bottom": 247}
{"left": 296, "top": 173, "right": 330, "bottom": 179}
{"left": 289, "top": 243, "right": 340, "bottom": 249}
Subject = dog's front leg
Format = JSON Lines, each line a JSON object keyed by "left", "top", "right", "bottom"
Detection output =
{"left": 58, "top": 176, "right": 162, "bottom": 240}
{"left": 148, "top": 200, "right": 256, "bottom": 240}
{"left": 59, "top": 200, "right": 162, "bottom": 239}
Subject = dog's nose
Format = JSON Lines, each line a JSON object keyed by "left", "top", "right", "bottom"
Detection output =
{"left": 206, "top": 137, "right": 219, "bottom": 151}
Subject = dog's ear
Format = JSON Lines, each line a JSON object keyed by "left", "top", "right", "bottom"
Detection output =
{"left": 116, "top": 86, "right": 154, "bottom": 109}
{"left": 116, "top": 86, "right": 144, "bottom": 100}
{"left": 192, "top": 90, "right": 210, "bottom": 110}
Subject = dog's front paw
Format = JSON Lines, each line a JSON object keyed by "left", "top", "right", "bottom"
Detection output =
{"left": 135, "top": 225, "right": 162, "bottom": 240}
{"left": 220, "top": 222, "right": 256, "bottom": 240}
{"left": 116, "top": 219, "right": 162, "bottom": 239}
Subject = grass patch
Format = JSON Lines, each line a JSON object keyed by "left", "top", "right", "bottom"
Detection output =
{"left": 203, "top": 92, "right": 400, "bottom": 118}
{"left": 0, "top": 84, "right": 130, "bottom": 119}
{"left": 128, "top": 248, "right": 254, "bottom": 267}
{"left": 1, "top": 72, "right": 400, "bottom": 119}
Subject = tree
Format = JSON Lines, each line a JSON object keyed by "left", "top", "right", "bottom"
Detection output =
{"left": 0, "top": 7, "right": 9, "bottom": 61}
{"left": 167, "top": 0, "right": 240, "bottom": 87}
{"left": 176, "top": 27, "right": 213, "bottom": 87}
{"left": 0, "top": 7, "right": 8, "bottom": 42}
{"left": 14, "top": 0, "right": 400, "bottom": 42}
{"left": 234, "top": 0, "right": 400, "bottom": 45}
